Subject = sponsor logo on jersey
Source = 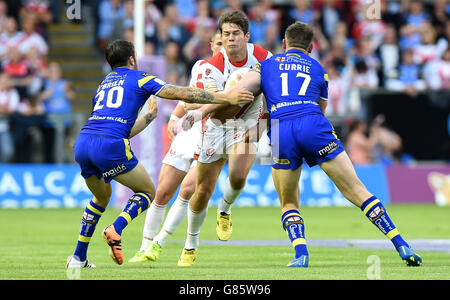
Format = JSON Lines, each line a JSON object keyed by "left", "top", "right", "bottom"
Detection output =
{"left": 317, "top": 141, "right": 339, "bottom": 157}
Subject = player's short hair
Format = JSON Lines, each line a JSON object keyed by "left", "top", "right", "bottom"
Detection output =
{"left": 285, "top": 21, "right": 314, "bottom": 50}
{"left": 105, "top": 40, "right": 136, "bottom": 69}
{"left": 218, "top": 10, "right": 249, "bottom": 35}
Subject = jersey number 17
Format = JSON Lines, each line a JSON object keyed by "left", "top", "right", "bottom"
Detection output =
{"left": 280, "top": 72, "right": 311, "bottom": 96}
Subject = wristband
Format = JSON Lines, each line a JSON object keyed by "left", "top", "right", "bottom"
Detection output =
{"left": 170, "top": 114, "right": 180, "bottom": 122}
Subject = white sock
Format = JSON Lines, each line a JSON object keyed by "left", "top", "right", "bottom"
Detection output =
{"left": 184, "top": 203, "right": 208, "bottom": 250}
{"left": 154, "top": 195, "right": 189, "bottom": 248}
{"left": 139, "top": 202, "right": 167, "bottom": 252}
{"left": 218, "top": 177, "right": 243, "bottom": 214}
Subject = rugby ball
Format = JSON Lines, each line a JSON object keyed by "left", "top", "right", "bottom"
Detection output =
{"left": 225, "top": 68, "right": 251, "bottom": 107}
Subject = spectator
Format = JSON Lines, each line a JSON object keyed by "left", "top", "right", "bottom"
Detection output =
{"left": 144, "top": 0, "right": 162, "bottom": 45}
{"left": 0, "top": 72, "right": 19, "bottom": 162}
{"left": 0, "top": 0, "right": 7, "bottom": 34}
{"left": 424, "top": 47, "right": 450, "bottom": 91}
{"left": 370, "top": 114, "right": 405, "bottom": 165}
{"left": 289, "top": 0, "right": 316, "bottom": 25}
{"left": 19, "top": 0, "right": 52, "bottom": 38}
{"left": 165, "top": 41, "right": 187, "bottom": 86}
{"left": 97, "top": 0, "right": 125, "bottom": 51}
{"left": 18, "top": 13, "right": 48, "bottom": 58}
{"left": 399, "top": 0, "right": 430, "bottom": 50}
{"left": 317, "top": 0, "right": 343, "bottom": 40}
{"left": 260, "top": 23, "right": 282, "bottom": 55}
{"left": 326, "top": 59, "right": 351, "bottom": 116}
{"left": 162, "top": 3, "right": 191, "bottom": 48}
{"left": 351, "top": 60, "right": 379, "bottom": 90}
{"left": 413, "top": 22, "right": 440, "bottom": 65}
{"left": 0, "top": 17, "right": 23, "bottom": 60}
{"left": 346, "top": 119, "right": 374, "bottom": 165}
{"left": 183, "top": 24, "right": 216, "bottom": 64}
{"left": 174, "top": 0, "right": 197, "bottom": 25}
{"left": 38, "top": 62, "right": 75, "bottom": 163}
{"left": 386, "top": 48, "right": 426, "bottom": 97}
{"left": 1, "top": 46, "right": 34, "bottom": 100}
{"left": 186, "top": 0, "right": 215, "bottom": 35}
{"left": 376, "top": 24, "right": 401, "bottom": 86}
{"left": 437, "top": 20, "right": 450, "bottom": 58}
{"left": 259, "top": 0, "right": 280, "bottom": 25}
{"left": 248, "top": 1, "right": 271, "bottom": 45}
{"left": 122, "top": 0, "right": 134, "bottom": 31}
{"left": 352, "top": 36, "right": 380, "bottom": 74}
{"left": 331, "top": 21, "right": 354, "bottom": 52}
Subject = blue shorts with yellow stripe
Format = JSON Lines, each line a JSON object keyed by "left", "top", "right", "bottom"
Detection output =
{"left": 269, "top": 113, "right": 344, "bottom": 170}
{"left": 74, "top": 133, "right": 138, "bottom": 183}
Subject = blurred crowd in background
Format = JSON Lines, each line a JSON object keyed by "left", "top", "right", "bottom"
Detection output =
{"left": 0, "top": 0, "right": 448, "bottom": 166}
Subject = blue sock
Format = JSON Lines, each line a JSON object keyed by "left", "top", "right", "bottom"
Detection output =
{"left": 281, "top": 209, "right": 308, "bottom": 258}
{"left": 361, "top": 196, "right": 409, "bottom": 250}
{"left": 112, "top": 192, "right": 151, "bottom": 235}
{"left": 74, "top": 200, "right": 105, "bottom": 261}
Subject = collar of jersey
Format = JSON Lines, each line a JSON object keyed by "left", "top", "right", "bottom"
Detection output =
{"left": 285, "top": 49, "right": 307, "bottom": 56}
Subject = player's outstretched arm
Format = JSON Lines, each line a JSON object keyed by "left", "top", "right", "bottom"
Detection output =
{"left": 157, "top": 84, "right": 253, "bottom": 105}
{"left": 129, "top": 95, "right": 158, "bottom": 138}
{"left": 232, "top": 68, "right": 263, "bottom": 95}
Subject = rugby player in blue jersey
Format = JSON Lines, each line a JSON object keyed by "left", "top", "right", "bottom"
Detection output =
{"left": 65, "top": 40, "right": 253, "bottom": 268}
{"left": 233, "top": 22, "right": 421, "bottom": 268}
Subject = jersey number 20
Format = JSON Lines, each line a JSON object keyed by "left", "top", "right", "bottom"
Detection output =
{"left": 93, "top": 86, "right": 124, "bottom": 111}
{"left": 280, "top": 72, "right": 311, "bottom": 96}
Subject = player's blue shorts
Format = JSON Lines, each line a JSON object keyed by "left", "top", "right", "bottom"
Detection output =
{"left": 268, "top": 113, "right": 344, "bottom": 170}
{"left": 73, "top": 133, "right": 139, "bottom": 183}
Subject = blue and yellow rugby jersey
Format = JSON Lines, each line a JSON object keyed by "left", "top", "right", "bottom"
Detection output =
{"left": 81, "top": 67, "right": 166, "bottom": 138}
{"left": 257, "top": 49, "right": 328, "bottom": 119}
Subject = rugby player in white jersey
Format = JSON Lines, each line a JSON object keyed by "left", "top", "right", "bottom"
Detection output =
{"left": 177, "top": 10, "right": 272, "bottom": 267}
{"left": 128, "top": 31, "right": 224, "bottom": 263}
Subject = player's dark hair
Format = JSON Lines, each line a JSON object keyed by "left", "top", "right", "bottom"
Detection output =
{"left": 105, "top": 40, "right": 136, "bottom": 69}
{"left": 218, "top": 10, "right": 249, "bottom": 35}
{"left": 285, "top": 21, "right": 314, "bottom": 50}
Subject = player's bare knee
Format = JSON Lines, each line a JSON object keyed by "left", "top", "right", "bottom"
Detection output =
{"left": 179, "top": 185, "right": 195, "bottom": 200}
{"left": 195, "top": 186, "right": 214, "bottom": 202}
{"left": 229, "top": 176, "right": 246, "bottom": 190}
{"left": 154, "top": 188, "right": 174, "bottom": 205}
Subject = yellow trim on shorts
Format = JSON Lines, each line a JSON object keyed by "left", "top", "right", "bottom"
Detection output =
{"left": 123, "top": 139, "right": 133, "bottom": 160}
{"left": 363, "top": 199, "right": 380, "bottom": 215}
{"left": 273, "top": 157, "right": 290, "bottom": 165}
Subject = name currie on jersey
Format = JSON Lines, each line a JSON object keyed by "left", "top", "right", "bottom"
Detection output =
{"left": 278, "top": 63, "right": 311, "bottom": 73}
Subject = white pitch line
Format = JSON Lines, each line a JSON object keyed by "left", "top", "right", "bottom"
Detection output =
{"left": 169, "top": 239, "right": 450, "bottom": 252}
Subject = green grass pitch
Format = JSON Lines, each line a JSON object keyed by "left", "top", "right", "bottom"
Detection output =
{"left": 0, "top": 204, "right": 449, "bottom": 280}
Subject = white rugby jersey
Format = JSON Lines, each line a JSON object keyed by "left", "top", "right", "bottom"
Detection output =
{"left": 193, "top": 43, "right": 271, "bottom": 119}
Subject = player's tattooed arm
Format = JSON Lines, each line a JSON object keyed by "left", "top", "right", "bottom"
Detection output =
{"left": 129, "top": 95, "right": 158, "bottom": 138}
{"left": 158, "top": 84, "right": 253, "bottom": 105}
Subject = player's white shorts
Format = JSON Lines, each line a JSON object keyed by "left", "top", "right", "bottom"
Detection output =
{"left": 198, "top": 96, "right": 263, "bottom": 164}
{"left": 162, "top": 121, "right": 201, "bottom": 172}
